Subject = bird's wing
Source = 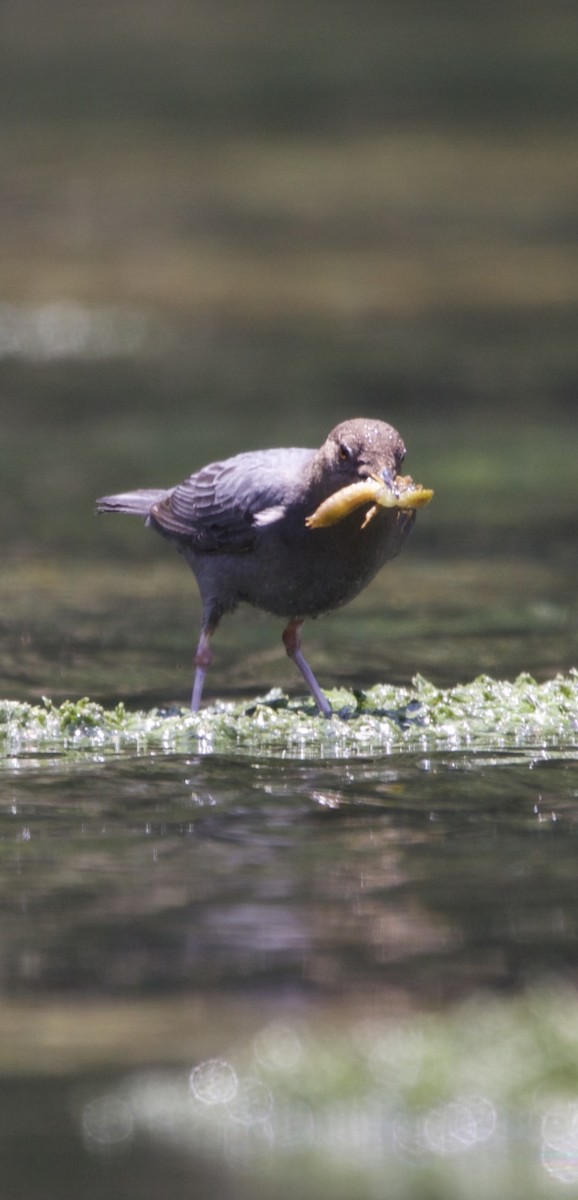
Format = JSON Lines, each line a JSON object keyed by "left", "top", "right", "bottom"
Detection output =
{"left": 150, "top": 447, "right": 313, "bottom": 553}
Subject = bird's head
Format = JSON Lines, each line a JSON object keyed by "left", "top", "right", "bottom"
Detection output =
{"left": 315, "top": 418, "right": 407, "bottom": 497}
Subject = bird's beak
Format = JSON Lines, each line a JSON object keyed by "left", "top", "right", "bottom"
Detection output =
{"left": 374, "top": 467, "right": 400, "bottom": 499}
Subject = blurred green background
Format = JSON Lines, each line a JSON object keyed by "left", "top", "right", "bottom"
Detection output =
{"left": 1, "top": 0, "right": 576, "bottom": 705}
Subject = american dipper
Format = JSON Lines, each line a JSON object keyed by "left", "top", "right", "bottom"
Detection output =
{"left": 96, "top": 417, "right": 421, "bottom": 716}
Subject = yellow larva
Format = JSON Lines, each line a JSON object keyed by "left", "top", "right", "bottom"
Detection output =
{"left": 306, "top": 474, "right": 433, "bottom": 530}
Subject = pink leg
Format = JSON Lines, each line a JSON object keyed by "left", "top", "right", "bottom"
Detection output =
{"left": 282, "top": 618, "right": 332, "bottom": 717}
{"left": 192, "top": 627, "right": 213, "bottom": 712}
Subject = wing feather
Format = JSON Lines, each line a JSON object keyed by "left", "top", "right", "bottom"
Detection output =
{"left": 150, "top": 447, "right": 313, "bottom": 553}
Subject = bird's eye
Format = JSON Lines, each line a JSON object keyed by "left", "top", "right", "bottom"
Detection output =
{"left": 338, "top": 443, "right": 352, "bottom": 462}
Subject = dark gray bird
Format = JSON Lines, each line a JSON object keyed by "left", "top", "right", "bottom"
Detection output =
{"left": 96, "top": 417, "right": 419, "bottom": 716}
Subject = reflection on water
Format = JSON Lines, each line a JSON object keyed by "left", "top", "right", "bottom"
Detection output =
{"left": 1, "top": 740, "right": 578, "bottom": 1196}
{"left": 1, "top": 747, "right": 577, "bottom": 1000}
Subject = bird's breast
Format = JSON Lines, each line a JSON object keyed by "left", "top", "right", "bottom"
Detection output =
{"left": 237, "top": 505, "right": 414, "bottom": 618}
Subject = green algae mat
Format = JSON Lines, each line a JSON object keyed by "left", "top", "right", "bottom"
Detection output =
{"left": 1, "top": 672, "right": 576, "bottom": 758}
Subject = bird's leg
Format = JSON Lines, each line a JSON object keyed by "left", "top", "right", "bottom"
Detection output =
{"left": 282, "top": 617, "right": 332, "bottom": 718}
{"left": 191, "top": 627, "right": 213, "bottom": 712}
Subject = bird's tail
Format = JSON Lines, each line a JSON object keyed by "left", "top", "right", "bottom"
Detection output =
{"left": 96, "top": 488, "right": 167, "bottom": 516}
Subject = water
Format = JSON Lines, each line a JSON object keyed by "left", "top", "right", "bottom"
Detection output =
{"left": 2, "top": 1, "right": 578, "bottom": 1195}
{"left": 3, "top": 745, "right": 578, "bottom": 1000}
{"left": 3, "top": 315, "right": 578, "bottom": 1198}
{"left": 1, "top": 738, "right": 578, "bottom": 1197}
